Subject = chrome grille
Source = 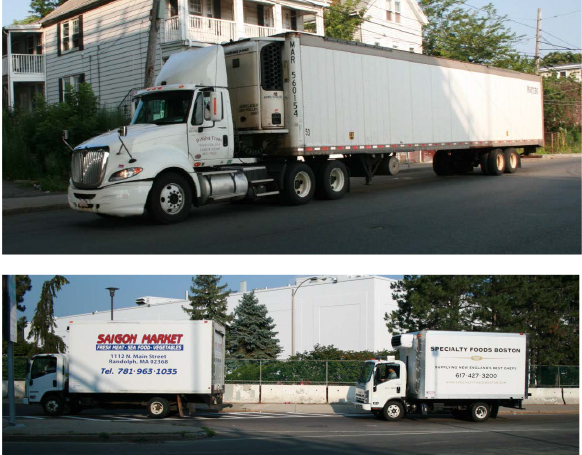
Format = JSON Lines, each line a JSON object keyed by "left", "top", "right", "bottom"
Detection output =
{"left": 71, "top": 147, "right": 109, "bottom": 189}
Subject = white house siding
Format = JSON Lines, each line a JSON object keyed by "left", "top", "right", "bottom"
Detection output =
{"left": 357, "top": 0, "right": 424, "bottom": 52}
{"left": 44, "top": 0, "right": 162, "bottom": 108}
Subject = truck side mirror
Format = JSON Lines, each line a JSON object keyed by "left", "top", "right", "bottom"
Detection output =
{"left": 208, "top": 92, "right": 222, "bottom": 122}
{"left": 62, "top": 130, "right": 69, "bottom": 140}
{"left": 118, "top": 126, "right": 128, "bottom": 137}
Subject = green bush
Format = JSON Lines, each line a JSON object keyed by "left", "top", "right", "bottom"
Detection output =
{"left": 2, "top": 83, "right": 130, "bottom": 184}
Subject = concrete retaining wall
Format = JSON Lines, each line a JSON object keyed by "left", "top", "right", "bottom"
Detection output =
{"left": 224, "top": 384, "right": 260, "bottom": 403}
{"left": 2, "top": 381, "right": 26, "bottom": 398}
{"left": 528, "top": 388, "right": 564, "bottom": 404}
{"left": 563, "top": 388, "right": 579, "bottom": 405}
{"left": 261, "top": 385, "right": 327, "bottom": 404}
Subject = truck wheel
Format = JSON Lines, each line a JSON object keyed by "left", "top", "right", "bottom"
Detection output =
{"left": 42, "top": 395, "right": 64, "bottom": 417}
{"left": 147, "top": 397, "right": 171, "bottom": 419}
{"left": 470, "top": 402, "right": 491, "bottom": 422}
{"left": 480, "top": 151, "right": 490, "bottom": 175}
{"left": 282, "top": 162, "right": 315, "bottom": 205}
{"left": 385, "top": 156, "right": 400, "bottom": 175}
{"left": 503, "top": 148, "right": 518, "bottom": 173}
{"left": 315, "top": 160, "right": 348, "bottom": 200}
{"left": 486, "top": 149, "right": 505, "bottom": 176}
{"left": 433, "top": 151, "right": 454, "bottom": 176}
{"left": 382, "top": 401, "right": 404, "bottom": 421}
{"left": 148, "top": 172, "right": 192, "bottom": 224}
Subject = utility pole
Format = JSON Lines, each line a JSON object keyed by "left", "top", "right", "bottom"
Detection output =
{"left": 144, "top": 0, "right": 162, "bottom": 88}
{"left": 534, "top": 8, "right": 542, "bottom": 74}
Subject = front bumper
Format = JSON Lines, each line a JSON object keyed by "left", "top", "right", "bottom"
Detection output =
{"left": 353, "top": 402, "right": 372, "bottom": 411}
{"left": 68, "top": 180, "right": 153, "bottom": 217}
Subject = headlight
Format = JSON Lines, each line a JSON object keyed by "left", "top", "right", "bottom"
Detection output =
{"left": 109, "top": 167, "right": 143, "bottom": 182}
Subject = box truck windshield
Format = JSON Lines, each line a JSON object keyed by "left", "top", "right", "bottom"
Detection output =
{"left": 132, "top": 91, "right": 193, "bottom": 125}
{"left": 358, "top": 362, "right": 375, "bottom": 384}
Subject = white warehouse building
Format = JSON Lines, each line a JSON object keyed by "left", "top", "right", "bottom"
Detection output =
{"left": 30, "top": 275, "right": 398, "bottom": 358}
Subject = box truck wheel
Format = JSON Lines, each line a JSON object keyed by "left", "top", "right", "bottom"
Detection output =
{"left": 470, "top": 402, "right": 491, "bottom": 422}
{"left": 382, "top": 401, "right": 404, "bottom": 421}
{"left": 147, "top": 397, "right": 171, "bottom": 419}
{"left": 433, "top": 151, "right": 454, "bottom": 176}
{"left": 148, "top": 172, "right": 192, "bottom": 224}
{"left": 282, "top": 162, "right": 315, "bottom": 205}
{"left": 486, "top": 149, "right": 505, "bottom": 176}
{"left": 42, "top": 394, "right": 64, "bottom": 416}
{"left": 315, "top": 160, "right": 348, "bottom": 200}
{"left": 503, "top": 148, "right": 519, "bottom": 173}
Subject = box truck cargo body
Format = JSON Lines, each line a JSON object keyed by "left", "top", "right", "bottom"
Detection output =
{"left": 66, "top": 33, "right": 544, "bottom": 223}
{"left": 24, "top": 320, "right": 225, "bottom": 418}
{"left": 354, "top": 330, "right": 529, "bottom": 422}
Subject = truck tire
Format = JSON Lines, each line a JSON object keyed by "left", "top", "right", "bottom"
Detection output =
{"left": 433, "top": 151, "right": 454, "bottom": 176}
{"left": 382, "top": 401, "right": 405, "bottom": 421}
{"left": 480, "top": 151, "right": 490, "bottom": 175}
{"left": 486, "top": 149, "right": 505, "bottom": 176}
{"left": 148, "top": 172, "right": 192, "bottom": 224}
{"left": 315, "top": 160, "right": 348, "bottom": 200}
{"left": 281, "top": 162, "right": 315, "bottom": 205}
{"left": 147, "top": 397, "right": 171, "bottom": 419}
{"left": 503, "top": 148, "right": 519, "bottom": 173}
{"left": 469, "top": 402, "right": 491, "bottom": 422}
{"left": 42, "top": 394, "right": 65, "bottom": 417}
{"left": 385, "top": 156, "right": 400, "bottom": 175}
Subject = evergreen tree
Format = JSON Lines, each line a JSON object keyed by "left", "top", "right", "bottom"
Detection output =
{"left": 27, "top": 276, "right": 69, "bottom": 353}
{"left": 228, "top": 291, "right": 281, "bottom": 359}
{"left": 16, "top": 275, "right": 31, "bottom": 312}
{"left": 184, "top": 275, "right": 232, "bottom": 327}
{"left": 419, "top": 0, "right": 522, "bottom": 67}
{"left": 386, "top": 275, "right": 481, "bottom": 333}
{"left": 324, "top": 0, "right": 367, "bottom": 41}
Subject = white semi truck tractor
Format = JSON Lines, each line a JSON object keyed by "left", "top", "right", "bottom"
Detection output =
{"left": 23, "top": 320, "right": 225, "bottom": 418}
{"left": 354, "top": 330, "right": 529, "bottom": 422}
{"left": 67, "top": 33, "right": 544, "bottom": 223}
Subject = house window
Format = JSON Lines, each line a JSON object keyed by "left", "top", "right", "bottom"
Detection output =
{"left": 395, "top": 1, "right": 401, "bottom": 23}
{"left": 189, "top": 0, "right": 202, "bottom": 15}
{"left": 168, "top": 0, "right": 178, "bottom": 17}
{"left": 61, "top": 17, "right": 80, "bottom": 52}
{"left": 59, "top": 73, "right": 85, "bottom": 102}
{"left": 386, "top": 0, "right": 392, "bottom": 21}
{"left": 560, "top": 71, "right": 567, "bottom": 78}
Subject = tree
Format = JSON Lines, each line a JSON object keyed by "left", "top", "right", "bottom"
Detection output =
{"left": 542, "top": 74, "right": 582, "bottom": 133}
{"left": 542, "top": 52, "right": 582, "bottom": 67}
{"left": 324, "top": 0, "right": 367, "bottom": 41}
{"left": 12, "top": 0, "right": 66, "bottom": 24}
{"left": 16, "top": 275, "right": 32, "bottom": 312}
{"left": 228, "top": 291, "right": 281, "bottom": 359}
{"left": 184, "top": 275, "right": 232, "bottom": 327}
{"left": 27, "top": 276, "right": 69, "bottom": 353}
{"left": 419, "top": 0, "right": 522, "bottom": 67}
{"left": 386, "top": 275, "right": 481, "bottom": 333}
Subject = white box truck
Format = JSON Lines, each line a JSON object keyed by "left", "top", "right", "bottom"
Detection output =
{"left": 23, "top": 320, "right": 225, "bottom": 418}
{"left": 354, "top": 330, "right": 529, "bottom": 422}
{"left": 67, "top": 33, "right": 544, "bottom": 223}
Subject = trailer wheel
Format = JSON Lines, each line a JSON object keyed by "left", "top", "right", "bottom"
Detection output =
{"left": 281, "top": 162, "right": 315, "bottom": 205}
{"left": 42, "top": 394, "right": 64, "bottom": 417}
{"left": 382, "top": 401, "right": 404, "bottom": 421}
{"left": 503, "top": 148, "right": 519, "bottom": 173}
{"left": 433, "top": 151, "right": 454, "bottom": 176}
{"left": 385, "top": 156, "right": 400, "bottom": 175}
{"left": 470, "top": 402, "right": 491, "bottom": 422}
{"left": 148, "top": 172, "right": 192, "bottom": 224}
{"left": 315, "top": 160, "right": 348, "bottom": 200}
{"left": 480, "top": 151, "right": 490, "bottom": 175}
{"left": 486, "top": 149, "right": 505, "bottom": 176}
{"left": 147, "top": 397, "right": 171, "bottom": 419}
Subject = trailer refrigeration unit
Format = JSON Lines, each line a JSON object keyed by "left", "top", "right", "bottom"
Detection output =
{"left": 67, "top": 33, "right": 544, "bottom": 223}
{"left": 23, "top": 320, "right": 225, "bottom": 418}
{"left": 354, "top": 330, "right": 529, "bottom": 422}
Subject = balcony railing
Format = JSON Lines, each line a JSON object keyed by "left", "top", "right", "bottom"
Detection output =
{"left": 11, "top": 54, "right": 44, "bottom": 74}
{"left": 163, "top": 16, "right": 181, "bottom": 42}
{"left": 244, "top": 24, "right": 278, "bottom": 38}
{"left": 188, "top": 15, "right": 236, "bottom": 44}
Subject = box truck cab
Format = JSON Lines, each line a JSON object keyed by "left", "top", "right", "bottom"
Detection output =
{"left": 354, "top": 331, "right": 529, "bottom": 422}
{"left": 23, "top": 320, "right": 225, "bottom": 419}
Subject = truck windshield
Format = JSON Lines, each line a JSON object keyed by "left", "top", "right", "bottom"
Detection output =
{"left": 132, "top": 90, "right": 194, "bottom": 126}
{"left": 357, "top": 362, "right": 375, "bottom": 384}
{"left": 30, "top": 357, "right": 57, "bottom": 380}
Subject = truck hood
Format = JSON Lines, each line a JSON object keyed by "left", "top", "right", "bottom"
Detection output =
{"left": 75, "top": 123, "right": 184, "bottom": 151}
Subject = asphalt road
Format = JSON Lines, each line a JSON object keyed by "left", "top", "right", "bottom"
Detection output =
{"left": 3, "top": 411, "right": 579, "bottom": 455}
{"left": 3, "top": 157, "right": 580, "bottom": 254}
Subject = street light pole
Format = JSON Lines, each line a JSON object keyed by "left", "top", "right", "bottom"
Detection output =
{"left": 290, "top": 276, "right": 337, "bottom": 356}
{"left": 106, "top": 287, "right": 119, "bottom": 321}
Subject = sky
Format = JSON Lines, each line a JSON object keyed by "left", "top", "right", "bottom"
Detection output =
{"left": 18, "top": 275, "right": 403, "bottom": 321}
{"left": 2, "top": 0, "right": 580, "bottom": 57}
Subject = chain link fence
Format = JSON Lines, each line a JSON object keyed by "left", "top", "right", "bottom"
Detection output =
{"left": 4, "top": 357, "right": 579, "bottom": 387}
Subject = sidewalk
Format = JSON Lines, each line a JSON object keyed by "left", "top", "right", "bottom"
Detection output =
{"left": 2, "top": 180, "right": 68, "bottom": 216}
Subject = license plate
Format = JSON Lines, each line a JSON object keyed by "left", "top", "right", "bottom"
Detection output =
{"left": 77, "top": 199, "right": 89, "bottom": 208}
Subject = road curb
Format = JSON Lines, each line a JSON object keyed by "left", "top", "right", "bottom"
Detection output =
{"left": 2, "top": 431, "right": 208, "bottom": 443}
{"left": 2, "top": 203, "right": 70, "bottom": 217}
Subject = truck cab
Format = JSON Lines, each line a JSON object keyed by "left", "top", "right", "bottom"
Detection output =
{"left": 355, "top": 358, "right": 407, "bottom": 420}
{"left": 23, "top": 354, "right": 69, "bottom": 415}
